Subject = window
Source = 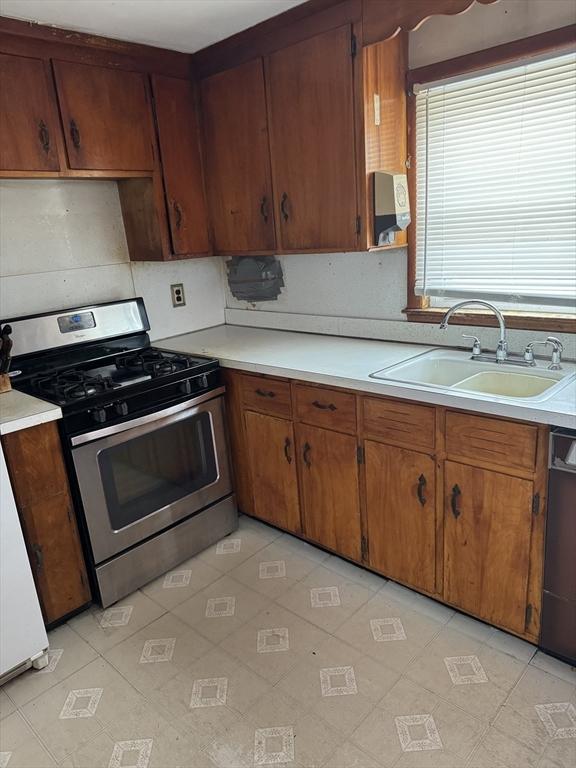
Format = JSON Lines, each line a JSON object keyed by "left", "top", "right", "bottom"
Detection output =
{"left": 413, "top": 49, "right": 576, "bottom": 316}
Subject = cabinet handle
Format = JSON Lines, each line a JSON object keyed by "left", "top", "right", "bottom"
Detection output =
{"left": 32, "top": 543, "right": 44, "bottom": 572}
{"left": 280, "top": 192, "right": 289, "bottom": 222}
{"left": 417, "top": 473, "right": 427, "bottom": 506}
{"left": 255, "top": 388, "right": 276, "bottom": 398}
{"left": 451, "top": 484, "right": 462, "bottom": 519}
{"left": 69, "top": 119, "right": 81, "bottom": 149}
{"left": 260, "top": 196, "right": 269, "bottom": 223}
{"left": 312, "top": 400, "right": 337, "bottom": 411}
{"left": 284, "top": 436, "right": 292, "bottom": 464}
{"left": 173, "top": 201, "right": 183, "bottom": 230}
{"left": 303, "top": 441, "right": 312, "bottom": 468}
{"left": 38, "top": 120, "right": 50, "bottom": 154}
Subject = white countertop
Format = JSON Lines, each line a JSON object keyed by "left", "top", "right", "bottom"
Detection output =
{"left": 158, "top": 325, "right": 576, "bottom": 429}
{"left": 0, "top": 389, "right": 62, "bottom": 436}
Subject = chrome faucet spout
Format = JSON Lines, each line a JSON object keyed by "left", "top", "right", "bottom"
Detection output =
{"left": 439, "top": 300, "right": 508, "bottom": 361}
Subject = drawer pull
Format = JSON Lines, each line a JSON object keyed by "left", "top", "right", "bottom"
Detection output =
{"left": 451, "top": 484, "right": 462, "bottom": 519}
{"left": 255, "top": 388, "right": 276, "bottom": 398}
{"left": 280, "top": 192, "right": 289, "bottom": 222}
{"left": 312, "top": 400, "right": 337, "bottom": 411}
{"left": 417, "top": 474, "right": 427, "bottom": 506}
{"left": 260, "top": 195, "right": 269, "bottom": 223}
{"left": 303, "top": 442, "right": 312, "bottom": 468}
{"left": 284, "top": 437, "right": 292, "bottom": 465}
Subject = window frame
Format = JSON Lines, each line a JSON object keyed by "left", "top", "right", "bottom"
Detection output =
{"left": 404, "top": 24, "right": 576, "bottom": 334}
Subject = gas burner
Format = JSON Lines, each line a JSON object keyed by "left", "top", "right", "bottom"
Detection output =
{"left": 115, "top": 349, "right": 191, "bottom": 378}
{"left": 36, "top": 370, "right": 115, "bottom": 402}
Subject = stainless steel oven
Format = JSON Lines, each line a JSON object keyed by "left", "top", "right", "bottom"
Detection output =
{"left": 71, "top": 388, "right": 235, "bottom": 605}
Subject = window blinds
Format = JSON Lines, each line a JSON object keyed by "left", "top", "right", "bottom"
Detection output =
{"left": 414, "top": 50, "right": 576, "bottom": 307}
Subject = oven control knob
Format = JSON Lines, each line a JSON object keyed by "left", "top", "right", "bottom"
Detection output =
{"left": 200, "top": 374, "right": 208, "bottom": 388}
{"left": 92, "top": 407, "right": 107, "bottom": 424}
{"left": 180, "top": 379, "right": 192, "bottom": 395}
{"left": 115, "top": 401, "right": 129, "bottom": 416}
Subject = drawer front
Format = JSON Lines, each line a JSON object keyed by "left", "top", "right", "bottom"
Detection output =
{"left": 242, "top": 374, "right": 292, "bottom": 418}
{"left": 362, "top": 397, "right": 435, "bottom": 451}
{"left": 294, "top": 384, "right": 357, "bottom": 434}
{"left": 445, "top": 411, "right": 538, "bottom": 472}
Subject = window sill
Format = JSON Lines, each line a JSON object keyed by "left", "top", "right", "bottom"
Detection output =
{"left": 404, "top": 307, "right": 576, "bottom": 334}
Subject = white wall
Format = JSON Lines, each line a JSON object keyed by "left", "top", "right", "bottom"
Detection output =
{"left": 225, "top": 0, "right": 576, "bottom": 358}
{"left": 0, "top": 180, "right": 225, "bottom": 341}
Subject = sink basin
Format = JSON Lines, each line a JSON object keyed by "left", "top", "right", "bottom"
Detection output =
{"left": 370, "top": 349, "right": 575, "bottom": 401}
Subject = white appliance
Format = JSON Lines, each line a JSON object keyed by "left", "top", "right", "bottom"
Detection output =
{"left": 0, "top": 443, "right": 48, "bottom": 683}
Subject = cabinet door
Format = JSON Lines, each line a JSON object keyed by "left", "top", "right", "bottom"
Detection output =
{"left": 444, "top": 461, "right": 533, "bottom": 635}
{"left": 296, "top": 424, "right": 361, "bottom": 561}
{"left": 152, "top": 75, "right": 210, "bottom": 255}
{"left": 2, "top": 423, "right": 91, "bottom": 625}
{"left": 267, "top": 26, "right": 358, "bottom": 251}
{"left": 201, "top": 59, "right": 276, "bottom": 253}
{"left": 244, "top": 411, "right": 301, "bottom": 533}
{"left": 53, "top": 60, "right": 154, "bottom": 170}
{"left": 0, "top": 53, "right": 60, "bottom": 171}
{"left": 365, "top": 441, "right": 436, "bottom": 593}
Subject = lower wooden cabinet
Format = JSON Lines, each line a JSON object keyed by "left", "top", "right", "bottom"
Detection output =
{"left": 2, "top": 422, "right": 91, "bottom": 625}
{"left": 225, "top": 370, "right": 548, "bottom": 642}
{"left": 244, "top": 410, "right": 301, "bottom": 534}
{"left": 296, "top": 423, "right": 362, "bottom": 561}
{"left": 364, "top": 440, "right": 436, "bottom": 593}
{"left": 443, "top": 461, "right": 535, "bottom": 635}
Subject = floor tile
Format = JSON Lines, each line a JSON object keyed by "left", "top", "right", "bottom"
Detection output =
{"left": 334, "top": 591, "right": 443, "bottom": 673}
{"left": 220, "top": 603, "right": 331, "bottom": 684}
{"left": 172, "top": 575, "right": 271, "bottom": 644}
{"left": 237, "top": 514, "right": 283, "bottom": 543}
{"left": 404, "top": 628, "right": 526, "bottom": 720}
{"left": 0, "top": 711, "right": 57, "bottom": 767}
{"left": 67, "top": 591, "right": 165, "bottom": 654}
{"left": 321, "top": 740, "right": 382, "bottom": 768}
{"left": 3, "top": 625, "right": 98, "bottom": 708}
{"left": 205, "top": 717, "right": 262, "bottom": 768}
{"left": 485, "top": 629, "right": 537, "bottom": 665}
{"left": 0, "top": 689, "right": 16, "bottom": 721}
{"left": 276, "top": 639, "right": 397, "bottom": 737}
{"left": 228, "top": 541, "right": 318, "bottom": 600}
{"left": 19, "top": 657, "right": 145, "bottom": 763}
{"left": 530, "top": 652, "right": 576, "bottom": 686}
{"left": 197, "top": 527, "right": 272, "bottom": 573}
{"left": 468, "top": 726, "right": 542, "bottom": 768}
{"left": 277, "top": 565, "right": 373, "bottom": 634}
{"left": 351, "top": 677, "right": 483, "bottom": 766}
{"left": 323, "top": 555, "right": 386, "bottom": 592}
{"left": 246, "top": 689, "right": 343, "bottom": 767}
{"left": 103, "top": 612, "right": 212, "bottom": 695}
{"left": 148, "top": 647, "right": 271, "bottom": 747}
{"left": 274, "top": 533, "right": 331, "bottom": 565}
{"left": 141, "top": 557, "right": 222, "bottom": 610}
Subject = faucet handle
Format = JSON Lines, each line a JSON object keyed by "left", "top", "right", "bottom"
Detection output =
{"left": 546, "top": 336, "right": 563, "bottom": 351}
{"left": 462, "top": 334, "right": 481, "bottom": 356}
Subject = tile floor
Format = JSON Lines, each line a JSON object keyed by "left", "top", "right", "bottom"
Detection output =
{"left": 1, "top": 515, "right": 575, "bottom": 768}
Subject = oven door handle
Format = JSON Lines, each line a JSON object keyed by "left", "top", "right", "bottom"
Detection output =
{"left": 71, "top": 386, "right": 225, "bottom": 447}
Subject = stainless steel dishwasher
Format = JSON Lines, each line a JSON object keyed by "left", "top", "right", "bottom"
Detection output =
{"left": 540, "top": 428, "right": 576, "bottom": 665}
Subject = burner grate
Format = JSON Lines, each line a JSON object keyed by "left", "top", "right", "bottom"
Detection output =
{"left": 35, "top": 370, "right": 115, "bottom": 401}
{"left": 115, "top": 349, "right": 191, "bottom": 378}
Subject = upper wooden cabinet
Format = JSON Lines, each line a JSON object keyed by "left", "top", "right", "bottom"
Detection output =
{"left": 152, "top": 75, "right": 211, "bottom": 255}
{"left": 201, "top": 59, "right": 276, "bottom": 254}
{"left": 53, "top": 60, "right": 155, "bottom": 170}
{"left": 266, "top": 25, "right": 358, "bottom": 252}
{"left": 0, "top": 53, "right": 60, "bottom": 171}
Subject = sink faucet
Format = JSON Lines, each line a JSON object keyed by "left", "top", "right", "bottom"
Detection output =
{"left": 439, "top": 300, "right": 508, "bottom": 362}
{"left": 524, "top": 337, "right": 564, "bottom": 370}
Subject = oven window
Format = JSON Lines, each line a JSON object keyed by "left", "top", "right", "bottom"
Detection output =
{"left": 98, "top": 412, "right": 218, "bottom": 530}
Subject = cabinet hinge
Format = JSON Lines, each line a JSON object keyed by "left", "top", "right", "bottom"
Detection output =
{"left": 355, "top": 215, "right": 361, "bottom": 235}
{"left": 351, "top": 33, "right": 357, "bottom": 58}
{"left": 525, "top": 602, "right": 533, "bottom": 629}
{"left": 356, "top": 445, "right": 364, "bottom": 464}
{"left": 532, "top": 493, "right": 540, "bottom": 516}
{"left": 361, "top": 535, "right": 368, "bottom": 560}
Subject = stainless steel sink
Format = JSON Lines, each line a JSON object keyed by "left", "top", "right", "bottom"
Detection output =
{"left": 370, "top": 349, "right": 576, "bottom": 401}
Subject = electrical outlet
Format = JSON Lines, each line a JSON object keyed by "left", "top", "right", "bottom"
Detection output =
{"left": 170, "top": 283, "right": 186, "bottom": 307}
